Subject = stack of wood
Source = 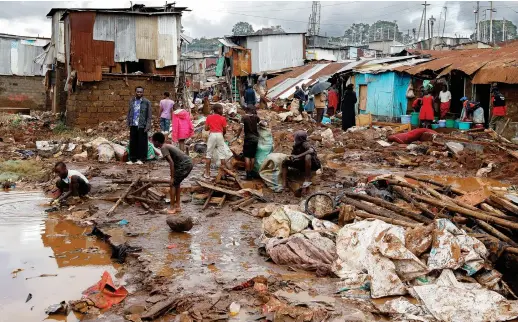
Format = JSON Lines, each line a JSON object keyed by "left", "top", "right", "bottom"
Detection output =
{"left": 107, "top": 178, "right": 169, "bottom": 214}
{"left": 338, "top": 174, "right": 518, "bottom": 255}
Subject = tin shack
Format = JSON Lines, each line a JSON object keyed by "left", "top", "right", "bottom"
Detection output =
{"left": 44, "top": 4, "right": 188, "bottom": 128}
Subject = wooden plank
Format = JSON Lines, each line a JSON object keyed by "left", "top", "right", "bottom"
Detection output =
{"left": 217, "top": 195, "right": 227, "bottom": 208}
{"left": 107, "top": 178, "right": 140, "bottom": 216}
{"left": 129, "top": 183, "right": 153, "bottom": 197}
{"left": 197, "top": 180, "right": 244, "bottom": 198}
{"left": 203, "top": 191, "right": 214, "bottom": 210}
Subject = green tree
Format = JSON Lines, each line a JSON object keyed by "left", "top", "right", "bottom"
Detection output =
{"left": 473, "top": 20, "right": 517, "bottom": 42}
{"left": 232, "top": 22, "right": 254, "bottom": 36}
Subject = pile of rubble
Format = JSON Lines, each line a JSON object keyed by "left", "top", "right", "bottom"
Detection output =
{"left": 255, "top": 174, "right": 518, "bottom": 321}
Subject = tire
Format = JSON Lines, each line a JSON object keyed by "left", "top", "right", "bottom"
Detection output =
{"left": 305, "top": 192, "right": 336, "bottom": 218}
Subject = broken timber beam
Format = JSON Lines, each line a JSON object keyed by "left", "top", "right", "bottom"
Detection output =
{"left": 344, "top": 191, "right": 432, "bottom": 223}
{"left": 354, "top": 210, "right": 419, "bottom": 228}
{"left": 129, "top": 183, "right": 153, "bottom": 197}
{"left": 341, "top": 196, "right": 418, "bottom": 224}
{"left": 107, "top": 177, "right": 140, "bottom": 216}
{"left": 489, "top": 195, "right": 518, "bottom": 215}
{"left": 409, "top": 192, "right": 518, "bottom": 230}
{"left": 404, "top": 174, "right": 465, "bottom": 195}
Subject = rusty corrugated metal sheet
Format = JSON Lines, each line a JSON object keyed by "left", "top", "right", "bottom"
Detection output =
{"left": 135, "top": 16, "right": 158, "bottom": 60}
{"left": 93, "top": 13, "right": 115, "bottom": 41}
{"left": 267, "top": 64, "right": 314, "bottom": 89}
{"left": 156, "top": 15, "right": 178, "bottom": 68}
{"left": 402, "top": 42, "right": 518, "bottom": 84}
{"left": 232, "top": 48, "right": 251, "bottom": 77}
{"left": 69, "top": 12, "right": 114, "bottom": 81}
{"left": 114, "top": 15, "right": 137, "bottom": 62}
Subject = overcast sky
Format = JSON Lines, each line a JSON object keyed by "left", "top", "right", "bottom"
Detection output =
{"left": 1, "top": 1, "right": 517, "bottom": 39}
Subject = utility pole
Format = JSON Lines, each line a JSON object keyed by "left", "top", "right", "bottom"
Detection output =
{"left": 489, "top": 1, "right": 493, "bottom": 43}
{"left": 422, "top": 1, "right": 430, "bottom": 40}
{"left": 393, "top": 20, "right": 397, "bottom": 44}
{"left": 430, "top": 16, "right": 436, "bottom": 38}
{"left": 503, "top": 18, "right": 506, "bottom": 42}
{"left": 442, "top": 6, "right": 447, "bottom": 37}
{"left": 475, "top": 1, "right": 480, "bottom": 41}
{"left": 417, "top": 6, "right": 425, "bottom": 41}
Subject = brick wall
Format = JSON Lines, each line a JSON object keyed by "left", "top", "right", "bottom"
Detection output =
{"left": 499, "top": 84, "right": 518, "bottom": 121}
{"left": 0, "top": 75, "right": 47, "bottom": 111}
{"left": 66, "top": 76, "right": 175, "bottom": 128}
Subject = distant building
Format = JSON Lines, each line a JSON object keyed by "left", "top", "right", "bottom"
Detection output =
{"left": 0, "top": 33, "right": 50, "bottom": 113}
{"left": 43, "top": 4, "right": 188, "bottom": 128}
{"left": 368, "top": 40, "right": 405, "bottom": 56}
{"left": 228, "top": 32, "right": 306, "bottom": 74}
{"left": 412, "top": 36, "right": 472, "bottom": 50}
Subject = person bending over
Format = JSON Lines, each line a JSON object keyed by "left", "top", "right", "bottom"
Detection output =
{"left": 51, "top": 162, "right": 91, "bottom": 205}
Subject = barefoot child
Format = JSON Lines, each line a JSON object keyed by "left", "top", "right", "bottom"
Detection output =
{"left": 51, "top": 162, "right": 91, "bottom": 205}
{"left": 152, "top": 132, "right": 193, "bottom": 214}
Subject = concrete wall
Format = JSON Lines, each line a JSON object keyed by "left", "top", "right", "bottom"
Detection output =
{"left": 0, "top": 75, "right": 47, "bottom": 111}
{"left": 66, "top": 76, "right": 175, "bottom": 128}
{"left": 355, "top": 72, "right": 411, "bottom": 119}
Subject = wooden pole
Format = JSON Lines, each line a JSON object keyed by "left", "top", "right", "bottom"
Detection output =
{"left": 480, "top": 202, "right": 507, "bottom": 217}
{"left": 107, "top": 177, "right": 140, "bottom": 216}
{"left": 112, "top": 179, "right": 171, "bottom": 184}
{"left": 392, "top": 186, "right": 445, "bottom": 219}
{"left": 341, "top": 196, "right": 418, "bottom": 224}
{"left": 404, "top": 174, "right": 465, "bottom": 195}
{"left": 344, "top": 191, "right": 432, "bottom": 223}
{"left": 409, "top": 192, "right": 518, "bottom": 230}
{"left": 129, "top": 183, "right": 153, "bottom": 197}
{"left": 475, "top": 220, "right": 518, "bottom": 247}
{"left": 354, "top": 211, "right": 420, "bottom": 228}
{"left": 489, "top": 195, "right": 518, "bottom": 215}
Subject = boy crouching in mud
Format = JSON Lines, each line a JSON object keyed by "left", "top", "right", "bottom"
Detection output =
{"left": 152, "top": 132, "right": 193, "bottom": 214}
{"left": 51, "top": 161, "right": 91, "bottom": 205}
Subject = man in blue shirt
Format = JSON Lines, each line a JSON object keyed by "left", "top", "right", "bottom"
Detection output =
{"left": 244, "top": 85, "right": 256, "bottom": 107}
{"left": 126, "top": 86, "right": 152, "bottom": 164}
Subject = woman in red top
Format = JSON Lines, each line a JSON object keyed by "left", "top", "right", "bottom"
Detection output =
{"left": 419, "top": 90, "right": 434, "bottom": 128}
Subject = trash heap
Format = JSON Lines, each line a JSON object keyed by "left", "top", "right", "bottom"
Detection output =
{"left": 259, "top": 174, "right": 518, "bottom": 322}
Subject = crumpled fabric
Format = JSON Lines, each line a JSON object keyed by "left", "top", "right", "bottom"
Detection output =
{"left": 428, "top": 219, "right": 488, "bottom": 275}
{"left": 333, "top": 220, "right": 428, "bottom": 298}
{"left": 81, "top": 271, "right": 128, "bottom": 309}
{"left": 413, "top": 269, "right": 518, "bottom": 322}
{"left": 265, "top": 231, "right": 337, "bottom": 276}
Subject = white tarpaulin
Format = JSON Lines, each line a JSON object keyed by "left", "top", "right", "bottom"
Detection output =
{"left": 413, "top": 270, "right": 518, "bottom": 322}
{"left": 428, "top": 219, "right": 488, "bottom": 275}
{"left": 333, "top": 219, "right": 428, "bottom": 298}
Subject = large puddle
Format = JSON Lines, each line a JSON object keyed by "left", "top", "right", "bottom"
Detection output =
{"left": 0, "top": 192, "right": 120, "bottom": 321}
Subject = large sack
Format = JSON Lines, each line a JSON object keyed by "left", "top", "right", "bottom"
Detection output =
{"left": 98, "top": 143, "right": 115, "bottom": 163}
{"left": 388, "top": 128, "right": 437, "bottom": 144}
{"left": 265, "top": 231, "right": 337, "bottom": 276}
{"left": 262, "top": 205, "right": 310, "bottom": 238}
{"left": 259, "top": 153, "right": 288, "bottom": 192}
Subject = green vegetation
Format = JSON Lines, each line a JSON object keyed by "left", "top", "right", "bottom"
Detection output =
{"left": 0, "top": 160, "right": 45, "bottom": 182}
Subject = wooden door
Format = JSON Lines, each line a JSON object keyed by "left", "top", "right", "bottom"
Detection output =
{"left": 359, "top": 85, "right": 367, "bottom": 112}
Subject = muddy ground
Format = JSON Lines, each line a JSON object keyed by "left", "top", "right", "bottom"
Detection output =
{"left": 2, "top": 111, "right": 518, "bottom": 321}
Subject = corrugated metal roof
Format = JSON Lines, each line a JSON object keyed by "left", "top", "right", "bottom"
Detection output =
{"left": 0, "top": 39, "right": 11, "bottom": 75}
{"left": 135, "top": 16, "right": 158, "bottom": 60}
{"left": 156, "top": 15, "right": 178, "bottom": 68}
{"left": 399, "top": 42, "right": 518, "bottom": 84}
{"left": 114, "top": 15, "right": 137, "bottom": 62}
{"left": 266, "top": 62, "right": 348, "bottom": 100}
{"left": 218, "top": 38, "right": 241, "bottom": 49}
{"left": 17, "top": 43, "right": 45, "bottom": 76}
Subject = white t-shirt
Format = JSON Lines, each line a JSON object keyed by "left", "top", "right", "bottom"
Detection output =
{"left": 62, "top": 170, "right": 89, "bottom": 184}
{"left": 439, "top": 91, "right": 451, "bottom": 103}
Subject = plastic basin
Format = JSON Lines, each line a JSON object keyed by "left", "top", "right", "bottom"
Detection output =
{"left": 431, "top": 124, "right": 440, "bottom": 130}
{"left": 445, "top": 119, "right": 455, "bottom": 128}
{"left": 458, "top": 122, "right": 472, "bottom": 130}
{"left": 411, "top": 112, "right": 420, "bottom": 126}
{"left": 401, "top": 115, "right": 411, "bottom": 124}
{"left": 438, "top": 120, "right": 446, "bottom": 128}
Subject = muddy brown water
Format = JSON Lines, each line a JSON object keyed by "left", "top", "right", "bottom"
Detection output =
{"left": 0, "top": 191, "right": 121, "bottom": 321}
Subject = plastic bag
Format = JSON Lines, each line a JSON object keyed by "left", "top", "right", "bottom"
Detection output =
{"left": 406, "top": 83, "right": 415, "bottom": 99}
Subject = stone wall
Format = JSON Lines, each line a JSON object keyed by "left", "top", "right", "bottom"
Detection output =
{"left": 0, "top": 75, "right": 47, "bottom": 111}
{"left": 66, "top": 76, "right": 175, "bottom": 128}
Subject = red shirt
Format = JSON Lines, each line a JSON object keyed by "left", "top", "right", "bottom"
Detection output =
{"left": 327, "top": 90, "right": 338, "bottom": 108}
{"left": 206, "top": 114, "right": 227, "bottom": 133}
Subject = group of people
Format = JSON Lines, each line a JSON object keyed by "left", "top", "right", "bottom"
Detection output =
{"left": 293, "top": 83, "right": 358, "bottom": 131}
{"left": 413, "top": 82, "right": 507, "bottom": 130}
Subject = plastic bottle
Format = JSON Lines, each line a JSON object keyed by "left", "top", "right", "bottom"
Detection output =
{"left": 229, "top": 302, "right": 240, "bottom": 316}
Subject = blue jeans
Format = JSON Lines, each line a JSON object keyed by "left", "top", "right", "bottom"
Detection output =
{"left": 160, "top": 118, "right": 171, "bottom": 132}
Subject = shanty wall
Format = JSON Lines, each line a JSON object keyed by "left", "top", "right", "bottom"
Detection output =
{"left": 66, "top": 76, "right": 174, "bottom": 128}
{"left": 355, "top": 72, "right": 411, "bottom": 119}
{"left": 243, "top": 34, "right": 304, "bottom": 74}
{"left": 0, "top": 75, "right": 47, "bottom": 111}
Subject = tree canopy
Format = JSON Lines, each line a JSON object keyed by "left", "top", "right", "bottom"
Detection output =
{"left": 232, "top": 22, "right": 254, "bottom": 36}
